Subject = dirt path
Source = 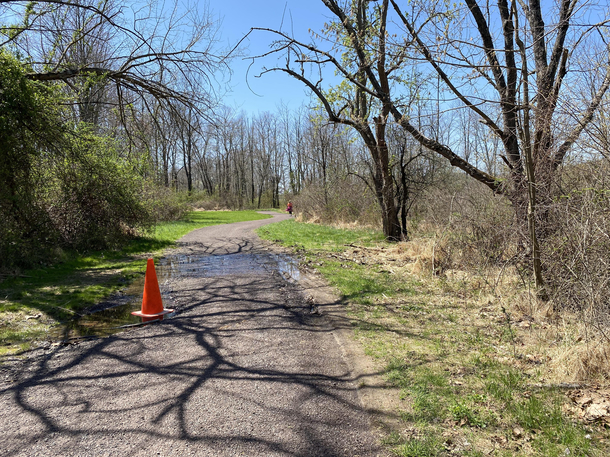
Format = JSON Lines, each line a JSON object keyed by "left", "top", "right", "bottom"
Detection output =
{"left": 0, "top": 212, "right": 384, "bottom": 457}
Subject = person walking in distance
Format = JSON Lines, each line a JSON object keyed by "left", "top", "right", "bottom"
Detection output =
{"left": 286, "top": 201, "right": 293, "bottom": 216}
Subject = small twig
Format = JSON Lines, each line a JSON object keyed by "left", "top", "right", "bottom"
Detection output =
{"left": 47, "top": 303, "right": 84, "bottom": 317}
{"left": 528, "top": 383, "right": 586, "bottom": 390}
{"left": 56, "top": 335, "right": 100, "bottom": 343}
{"left": 501, "top": 306, "right": 517, "bottom": 358}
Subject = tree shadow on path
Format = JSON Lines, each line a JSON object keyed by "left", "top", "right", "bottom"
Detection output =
{"left": 1, "top": 234, "right": 388, "bottom": 457}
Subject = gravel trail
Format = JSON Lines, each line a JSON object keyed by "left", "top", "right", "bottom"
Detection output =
{"left": 0, "top": 212, "right": 382, "bottom": 457}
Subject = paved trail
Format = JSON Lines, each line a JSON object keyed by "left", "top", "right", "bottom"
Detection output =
{"left": 0, "top": 212, "right": 382, "bottom": 457}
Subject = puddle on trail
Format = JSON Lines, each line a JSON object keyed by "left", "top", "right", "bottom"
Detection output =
{"left": 156, "top": 253, "right": 300, "bottom": 282}
{"left": 49, "top": 253, "right": 300, "bottom": 341}
{"left": 49, "top": 303, "right": 158, "bottom": 341}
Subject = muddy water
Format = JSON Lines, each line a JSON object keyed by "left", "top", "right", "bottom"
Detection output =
{"left": 157, "top": 253, "right": 300, "bottom": 282}
{"left": 49, "top": 253, "right": 300, "bottom": 341}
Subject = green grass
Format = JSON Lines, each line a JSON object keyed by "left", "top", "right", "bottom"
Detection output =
{"left": 257, "top": 219, "right": 385, "bottom": 251}
{"left": 0, "top": 210, "right": 271, "bottom": 354}
{"left": 381, "top": 322, "right": 597, "bottom": 456}
{"left": 393, "top": 435, "right": 444, "bottom": 457}
{"left": 257, "top": 220, "right": 415, "bottom": 304}
{"left": 257, "top": 218, "right": 608, "bottom": 457}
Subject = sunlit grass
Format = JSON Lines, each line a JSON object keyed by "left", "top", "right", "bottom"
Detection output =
{"left": 258, "top": 220, "right": 405, "bottom": 303}
{"left": 257, "top": 219, "right": 384, "bottom": 251}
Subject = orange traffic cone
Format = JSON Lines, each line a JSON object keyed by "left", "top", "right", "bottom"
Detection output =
{"left": 132, "top": 258, "right": 174, "bottom": 319}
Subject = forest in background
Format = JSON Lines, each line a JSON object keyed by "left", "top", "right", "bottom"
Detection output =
{"left": 2, "top": 0, "right": 610, "bottom": 330}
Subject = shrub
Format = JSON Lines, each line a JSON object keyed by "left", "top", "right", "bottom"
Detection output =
{"left": 143, "top": 185, "right": 189, "bottom": 222}
{"left": 0, "top": 52, "right": 157, "bottom": 269}
{"left": 293, "top": 176, "right": 380, "bottom": 228}
{"left": 543, "top": 166, "right": 610, "bottom": 322}
{"left": 47, "top": 130, "right": 154, "bottom": 249}
{"left": 0, "top": 50, "right": 66, "bottom": 268}
{"left": 413, "top": 172, "right": 516, "bottom": 272}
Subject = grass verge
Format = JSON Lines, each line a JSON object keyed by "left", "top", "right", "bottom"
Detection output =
{"left": 0, "top": 210, "right": 271, "bottom": 355}
{"left": 257, "top": 219, "right": 610, "bottom": 457}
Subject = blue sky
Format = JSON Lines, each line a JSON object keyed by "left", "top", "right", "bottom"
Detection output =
{"left": 214, "top": 0, "right": 333, "bottom": 115}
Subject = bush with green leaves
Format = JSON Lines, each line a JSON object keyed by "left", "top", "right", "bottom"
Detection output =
{"left": 48, "top": 128, "right": 154, "bottom": 250}
{"left": 0, "top": 50, "right": 65, "bottom": 267}
{"left": 0, "top": 51, "right": 157, "bottom": 270}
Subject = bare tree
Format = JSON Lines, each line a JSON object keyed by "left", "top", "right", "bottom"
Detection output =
{"left": 255, "top": 0, "right": 610, "bottom": 296}
{"left": 1, "top": 0, "right": 225, "bottom": 118}
{"left": 387, "top": 123, "right": 443, "bottom": 240}
{"left": 253, "top": 0, "right": 408, "bottom": 239}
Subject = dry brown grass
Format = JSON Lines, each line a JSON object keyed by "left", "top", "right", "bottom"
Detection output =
{"left": 336, "top": 227, "right": 610, "bottom": 388}
{"left": 298, "top": 191, "right": 610, "bottom": 388}
{"left": 338, "top": 234, "right": 610, "bottom": 454}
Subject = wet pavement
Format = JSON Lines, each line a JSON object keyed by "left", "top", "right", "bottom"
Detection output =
{"left": 49, "top": 253, "right": 301, "bottom": 341}
{"left": 0, "top": 212, "right": 382, "bottom": 457}
{"left": 159, "top": 252, "right": 301, "bottom": 281}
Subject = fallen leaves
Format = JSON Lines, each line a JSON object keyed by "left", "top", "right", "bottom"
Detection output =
{"left": 567, "top": 388, "right": 610, "bottom": 424}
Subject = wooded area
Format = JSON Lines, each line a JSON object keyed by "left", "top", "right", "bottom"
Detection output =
{"left": 2, "top": 0, "right": 610, "bottom": 322}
